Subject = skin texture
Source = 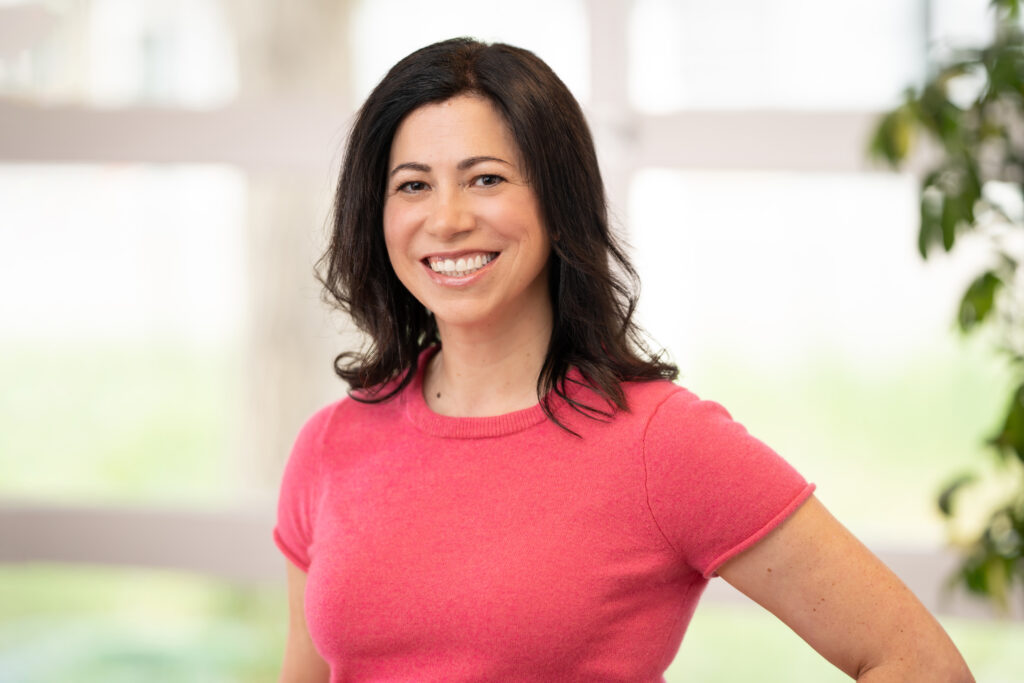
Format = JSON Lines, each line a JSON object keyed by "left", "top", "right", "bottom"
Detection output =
{"left": 281, "top": 561, "right": 329, "bottom": 682}
{"left": 718, "top": 496, "right": 974, "bottom": 682}
{"left": 279, "top": 95, "right": 975, "bottom": 682}
{"left": 383, "top": 95, "right": 551, "bottom": 336}
{"left": 382, "top": 95, "right": 553, "bottom": 419}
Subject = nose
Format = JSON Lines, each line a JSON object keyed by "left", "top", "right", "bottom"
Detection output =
{"left": 426, "top": 185, "right": 475, "bottom": 239}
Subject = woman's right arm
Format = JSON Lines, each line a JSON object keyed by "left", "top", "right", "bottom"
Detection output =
{"left": 280, "top": 561, "right": 330, "bottom": 683}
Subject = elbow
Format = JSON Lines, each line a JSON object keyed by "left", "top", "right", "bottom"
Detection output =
{"left": 927, "top": 642, "right": 975, "bottom": 683}
{"left": 856, "top": 650, "right": 974, "bottom": 683}
{"left": 948, "top": 660, "right": 976, "bottom": 683}
{"left": 933, "top": 664, "right": 975, "bottom": 683}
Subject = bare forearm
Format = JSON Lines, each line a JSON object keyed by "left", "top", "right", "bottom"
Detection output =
{"left": 853, "top": 620, "right": 974, "bottom": 683}
{"left": 855, "top": 656, "right": 974, "bottom": 683}
{"left": 719, "top": 498, "right": 975, "bottom": 683}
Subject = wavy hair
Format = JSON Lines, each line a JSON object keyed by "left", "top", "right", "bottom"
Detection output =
{"left": 318, "top": 37, "right": 677, "bottom": 429}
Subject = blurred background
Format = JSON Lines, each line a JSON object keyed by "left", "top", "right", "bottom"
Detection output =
{"left": 0, "top": 0, "right": 1021, "bottom": 681}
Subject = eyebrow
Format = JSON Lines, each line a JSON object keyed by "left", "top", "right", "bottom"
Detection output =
{"left": 388, "top": 155, "right": 513, "bottom": 177}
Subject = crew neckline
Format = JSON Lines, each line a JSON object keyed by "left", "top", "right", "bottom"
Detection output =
{"left": 403, "top": 346, "right": 550, "bottom": 439}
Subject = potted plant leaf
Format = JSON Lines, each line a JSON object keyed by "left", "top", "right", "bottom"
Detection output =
{"left": 870, "top": 0, "right": 1024, "bottom": 613}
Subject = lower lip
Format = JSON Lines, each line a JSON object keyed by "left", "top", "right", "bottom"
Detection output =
{"left": 422, "top": 255, "right": 499, "bottom": 286}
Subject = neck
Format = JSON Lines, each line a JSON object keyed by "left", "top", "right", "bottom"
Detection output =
{"left": 425, "top": 304, "right": 553, "bottom": 418}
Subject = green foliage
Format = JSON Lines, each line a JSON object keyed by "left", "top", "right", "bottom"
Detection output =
{"left": 990, "top": 382, "right": 1024, "bottom": 462}
{"left": 872, "top": 0, "right": 1024, "bottom": 613}
{"left": 949, "top": 498, "right": 1024, "bottom": 608}
{"left": 959, "top": 271, "right": 1004, "bottom": 332}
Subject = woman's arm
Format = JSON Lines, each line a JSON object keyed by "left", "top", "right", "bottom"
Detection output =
{"left": 280, "top": 561, "right": 330, "bottom": 683}
{"left": 717, "top": 495, "right": 974, "bottom": 682}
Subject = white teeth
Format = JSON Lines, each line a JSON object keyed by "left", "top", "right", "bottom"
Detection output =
{"left": 428, "top": 252, "right": 496, "bottom": 276}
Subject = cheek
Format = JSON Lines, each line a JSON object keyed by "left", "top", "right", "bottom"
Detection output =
{"left": 478, "top": 201, "right": 538, "bottom": 242}
{"left": 382, "top": 205, "right": 425, "bottom": 298}
{"left": 382, "top": 204, "right": 408, "bottom": 262}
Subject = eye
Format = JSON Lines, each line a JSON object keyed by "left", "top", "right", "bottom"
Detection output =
{"left": 396, "top": 180, "right": 428, "bottom": 193}
{"left": 473, "top": 174, "right": 506, "bottom": 188}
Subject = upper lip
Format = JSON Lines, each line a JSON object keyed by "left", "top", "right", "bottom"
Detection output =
{"left": 421, "top": 249, "right": 499, "bottom": 261}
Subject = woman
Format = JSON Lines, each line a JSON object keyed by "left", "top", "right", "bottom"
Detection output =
{"left": 275, "top": 38, "right": 973, "bottom": 682}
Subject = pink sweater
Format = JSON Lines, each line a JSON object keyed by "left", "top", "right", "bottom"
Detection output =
{"left": 275, "top": 354, "right": 813, "bottom": 681}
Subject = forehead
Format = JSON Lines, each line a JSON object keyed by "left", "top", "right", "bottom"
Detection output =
{"left": 388, "top": 95, "right": 521, "bottom": 166}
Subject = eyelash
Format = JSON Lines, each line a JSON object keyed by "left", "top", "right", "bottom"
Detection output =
{"left": 394, "top": 174, "right": 506, "bottom": 193}
{"left": 396, "top": 180, "right": 428, "bottom": 193}
{"left": 474, "top": 174, "right": 505, "bottom": 187}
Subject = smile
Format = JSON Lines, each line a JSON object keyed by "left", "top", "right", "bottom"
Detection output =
{"left": 424, "top": 252, "right": 499, "bottom": 278}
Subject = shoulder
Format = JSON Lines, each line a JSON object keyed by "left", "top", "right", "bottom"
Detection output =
{"left": 555, "top": 379, "right": 692, "bottom": 438}
{"left": 286, "top": 385, "right": 419, "bottom": 477}
{"left": 295, "top": 391, "right": 406, "bottom": 448}
{"left": 614, "top": 380, "right": 756, "bottom": 458}
{"left": 618, "top": 378, "right": 700, "bottom": 424}
{"left": 635, "top": 382, "right": 812, "bottom": 575}
{"left": 634, "top": 381, "right": 795, "bottom": 478}
{"left": 624, "top": 380, "right": 740, "bottom": 440}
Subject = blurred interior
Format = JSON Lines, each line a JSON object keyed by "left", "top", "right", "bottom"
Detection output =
{"left": 0, "top": 0, "right": 1021, "bottom": 681}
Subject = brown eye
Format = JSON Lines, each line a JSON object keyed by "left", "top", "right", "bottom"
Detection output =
{"left": 474, "top": 174, "right": 505, "bottom": 188}
{"left": 398, "top": 180, "right": 428, "bottom": 193}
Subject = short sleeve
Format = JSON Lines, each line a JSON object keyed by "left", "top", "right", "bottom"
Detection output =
{"left": 643, "top": 389, "right": 814, "bottom": 578}
{"left": 273, "top": 403, "right": 334, "bottom": 571}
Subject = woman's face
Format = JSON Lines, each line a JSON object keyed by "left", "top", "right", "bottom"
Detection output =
{"left": 382, "top": 95, "right": 551, "bottom": 334}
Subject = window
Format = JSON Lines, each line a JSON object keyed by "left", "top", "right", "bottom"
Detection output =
{"left": 349, "top": 0, "right": 588, "bottom": 103}
{"left": 629, "top": 0, "right": 924, "bottom": 111}
{"left": 0, "top": 164, "right": 245, "bottom": 503}
{"left": 0, "top": 0, "right": 237, "bottom": 107}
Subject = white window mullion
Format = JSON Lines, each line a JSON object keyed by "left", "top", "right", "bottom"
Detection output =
{"left": 584, "top": 0, "right": 637, "bottom": 225}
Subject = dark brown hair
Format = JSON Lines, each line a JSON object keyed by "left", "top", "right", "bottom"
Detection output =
{"left": 319, "top": 37, "right": 677, "bottom": 428}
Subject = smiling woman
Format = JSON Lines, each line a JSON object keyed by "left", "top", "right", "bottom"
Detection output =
{"left": 318, "top": 38, "right": 676, "bottom": 426}
{"left": 275, "top": 38, "right": 975, "bottom": 682}
{"left": 382, "top": 96, "right": 552, "bottom": 364}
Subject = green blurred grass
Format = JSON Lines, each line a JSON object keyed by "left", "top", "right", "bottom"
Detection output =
{"left": 0, "top": 341, "right": 235, "bottom": 504}
{"left": 0, "top": 565, "right": 285, "bottom": 683}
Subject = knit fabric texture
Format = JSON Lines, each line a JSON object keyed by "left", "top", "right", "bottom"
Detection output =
{"left": 275, "top": 350, "right": 814, "bottom": 682}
